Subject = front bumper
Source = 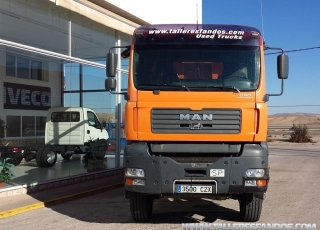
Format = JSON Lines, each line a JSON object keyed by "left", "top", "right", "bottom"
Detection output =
{"left": 124, "top": 142, "right": 269, "bottom": 196}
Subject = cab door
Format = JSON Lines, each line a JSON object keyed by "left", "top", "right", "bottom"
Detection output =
{"left": 85, "top": 110, "right": 108, "bottom": 141}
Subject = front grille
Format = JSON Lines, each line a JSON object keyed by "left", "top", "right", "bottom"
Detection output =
{"left": 151, "top": 108, "right": 241, "bottom": 134}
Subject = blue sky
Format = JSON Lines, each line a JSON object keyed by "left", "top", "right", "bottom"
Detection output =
{"left": 202, "top": 0, "right": 320, "bottom": 115}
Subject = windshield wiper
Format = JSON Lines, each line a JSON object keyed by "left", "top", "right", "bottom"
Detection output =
{"left": 167, "top": 84, "right": 190, "bottom": 91}
{"left": 188, "top": 85, "right": 240, "bottom": 93}
{"left": 138, "top": 84, "right": 191, "bottom": 91}
{"left": 138, "top": 84, "right": 239, "bottom": 92}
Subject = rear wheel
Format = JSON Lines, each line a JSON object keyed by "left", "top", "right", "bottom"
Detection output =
{"left": 37, "top": 147, "right": 57, "bottom": 167}
{"left": 36, "top": 147, "right": 45, "bottom": 167}
{"left": 129, "top": 192, "right": 154, "bottom": 222}
{"left": 61, "top": 152, "right": 73, "bottom": 160}
{"left": 239, "top": 193, "right": 263, "bottom": 222}
{"left": 24, "top": 152, "right": 36, "bottom": 162}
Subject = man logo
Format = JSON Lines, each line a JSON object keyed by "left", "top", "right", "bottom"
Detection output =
{"left": 179, "top": 114, "right": 213, "bottom": 121}
{"left": 191, "top": 123, "right": 201, "bottom": 129}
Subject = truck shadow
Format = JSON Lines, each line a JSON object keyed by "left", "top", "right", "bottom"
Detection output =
{"left": 150, "top": 198, "right": 240, "bottom": 223}
{"left": 48, "top": 189, "right": 241, "bottom": 224}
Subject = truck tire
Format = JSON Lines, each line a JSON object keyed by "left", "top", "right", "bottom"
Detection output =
{"left": 9, "top": 154, "right": 23, "bottom": 166}
{"left": 239, "top": 193, "right": 263, "bottom": 222}
{"left": 61, "top": 152, "right": 73, "bottom": 160}
{"left": 129, "top": 192, "right": 154, "bottom": 221}
{"left": 40, "top": 147, "right": 57, "bottom": 167}
{"left": 36, "top": 147, "right": 45, "bottom": 167}
{"left": 25, "top": 152, "right": 36, "bottom": 162}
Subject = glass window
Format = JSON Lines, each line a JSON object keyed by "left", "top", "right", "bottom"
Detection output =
{"left": 22, "top": 116, "right": 35, "bottom": 137}
{"left": 64, "top": 93, "right": 80, "bottom": 107}
{"left": 133, "top": 45, "right": 260, "bottom": 91}
{"left": 17, "top": 57, "right": 29, "bottom": 79}
{"left": 63, "top": 63, "right": 80, "bottom": 91}
{"left": 83, "top": 92, "right": 115, "bottom": 115}
{"left": 31, "top": 60, "right": 43, "bottom": 80}
{"left": 87, "top": 111, "right": 99, "bottom": 127}
{"left": 6, "top": 54, "right": 15, "bottom": 77}
{"left": 51, "top": 112, "right": 80, "bottom": 122}
{"left": 36, "top": 116, "right": 46, "bottom": 136}
{"left": 6, "top": 116, "right": 21, "bottom": 137}
{"left": 82, "top": 62, "right": 106, "bottom": 90}
{"left": 5, "top": 54, "right": 45, "bottom": 81}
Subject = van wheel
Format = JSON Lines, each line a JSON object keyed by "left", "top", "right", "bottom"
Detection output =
{"left": 25, "top": 152, "right": 36, "bottom": 162}
{"left": 239, "top": 193, "right": 263, "bottom": 222}
{"left": 9, "top": 154, "right": 23, "bottom": 166}
{"left": 129, "top": 192, "right": 154, "bottom": 222}
{"left": 61, "top": 152, "right": 73, "bottom": 160}
{"left": 36, "top": 147, "right": 45, "bottom": 167}
{"left": 40, "top": 147, "right": 57, "bottom": 167}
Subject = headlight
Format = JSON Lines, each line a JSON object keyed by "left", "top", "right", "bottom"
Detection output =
{"left": 126, "top": 168, "right": 145, "bottom": 177}
{"left": 246, "top": 169, "right": 265, "bottom": 178}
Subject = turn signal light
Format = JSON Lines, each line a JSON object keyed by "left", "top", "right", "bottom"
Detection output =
{"left": 257, "top": 179, "right": 267, "bottom": 187}
{"left": 125, "top": 178, "right": 146, "bottom": 185}
{"left": 125, "top": 178, "right": 134, "bottom": 185}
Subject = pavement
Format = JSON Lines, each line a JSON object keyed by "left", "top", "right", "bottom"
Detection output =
{"left": 0, "top": 172, "right": 124, "bottom": 219}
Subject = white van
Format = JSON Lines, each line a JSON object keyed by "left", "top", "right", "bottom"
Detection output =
{"left": 36, "top": 107, "right": 109, "bottom": 167}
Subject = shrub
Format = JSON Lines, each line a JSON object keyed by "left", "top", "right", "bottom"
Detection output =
{"left": 266, "top": 130, "right": 273, "bottom": 142}
{"left": 0, "top": 158, "right": 14, "bottom": 182}
{"left": 289, "top": 123, "right": 313, "bottom": 143}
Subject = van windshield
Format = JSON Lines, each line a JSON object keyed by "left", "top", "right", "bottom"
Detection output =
{"left": 133, "top": 45, "right": 260, "bottom": 91}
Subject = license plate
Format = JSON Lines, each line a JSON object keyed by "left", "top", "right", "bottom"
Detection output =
{"left": 210, "top": 169, "right": 225, "bottom": 177}
{"left": 176, "top": 185, "right": 212, "bottom": 193}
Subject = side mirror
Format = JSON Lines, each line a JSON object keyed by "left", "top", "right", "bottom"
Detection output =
{"left": 105, "top": 78, "right": 117, "bottom": 90}
{"left": 121, "top": 47, "right": 130, "bottom": 58}
{"left": 277, "top": 54, "right": 289, "bottom": 79}
{"left": 106, "top": 52, "right": 118, "bottom": 77}
{"left": 102, "top": 121, "right": 107, "bottom": 128}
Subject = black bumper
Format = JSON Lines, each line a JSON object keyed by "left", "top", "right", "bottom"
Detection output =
{"left": 124, "top": 142, "right": 269, "bottom": 196}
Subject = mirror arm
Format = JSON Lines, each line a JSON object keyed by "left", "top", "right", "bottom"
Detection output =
{"left": 266, "top": 78, "right": 284, "bottom": 98}
{"left": 109, "top": 45, "right": 130, "bottom": 53}
{"left": 265, "top": 46, "right": 284, "bottom": 54}
{"left": 108, "top": 90, "right": 127, "bottom": 95}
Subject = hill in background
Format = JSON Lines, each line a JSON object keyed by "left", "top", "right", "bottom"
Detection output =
{"left": 268, "top": 113, "right": 320, "bottom": 127}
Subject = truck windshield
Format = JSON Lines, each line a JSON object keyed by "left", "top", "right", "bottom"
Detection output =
{"left": 133, "top": 45, "right": 260, "bottom": 91}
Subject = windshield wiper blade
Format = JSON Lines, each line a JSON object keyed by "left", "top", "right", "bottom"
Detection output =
{"left": 138, "top": 84, "right": 191, "bottom": 91}
{"left": 189, "top": 85, "right": 240, "bottom": 93}
{"left": 167, "top": 84, "right": 190, "bottom": 91}
{"left": 218, "top": 86, "right": 240, "bottom": 93}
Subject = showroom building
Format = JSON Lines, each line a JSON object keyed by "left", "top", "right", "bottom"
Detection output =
{"left": 0, "top": 0, "right": 201, "bottom": 191}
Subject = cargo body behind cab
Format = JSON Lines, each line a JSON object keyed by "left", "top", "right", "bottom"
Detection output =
{"left": 36, "top": 107, "right": 109, "bottom": 167}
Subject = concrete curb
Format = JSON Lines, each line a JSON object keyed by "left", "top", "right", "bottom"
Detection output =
{"left": 0, "top": 183, "right": 124, "bottom": 219}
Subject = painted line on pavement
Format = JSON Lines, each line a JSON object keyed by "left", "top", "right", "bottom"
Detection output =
{"left": 0, "top": 183, "right": 124, "bottom": 219}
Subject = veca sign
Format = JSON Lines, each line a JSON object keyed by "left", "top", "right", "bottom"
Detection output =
{"left": 3, "top": 82, "right": 51, "bottom": 110}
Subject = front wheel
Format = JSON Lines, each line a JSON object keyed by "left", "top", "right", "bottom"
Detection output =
{"left": 239, "top": 193, "right": 263, "bottom": 222}
{"left": 129, "top": 192, "right": 154, "bottom": 222}
{"left": 9, "top": 154, "right": 23, "bottom": 166}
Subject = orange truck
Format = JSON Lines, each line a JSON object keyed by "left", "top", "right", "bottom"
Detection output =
{"left": 105, "top": 24, "right": 288, "bottom": 222}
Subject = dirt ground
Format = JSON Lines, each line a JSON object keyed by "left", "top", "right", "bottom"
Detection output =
{"left": 267, "top": 128, "right": 320, "bottom": 147}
